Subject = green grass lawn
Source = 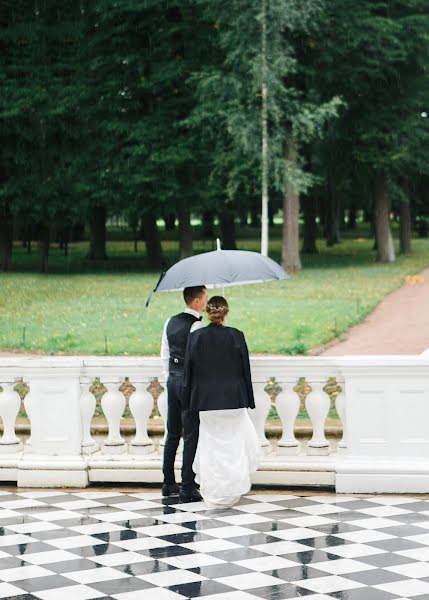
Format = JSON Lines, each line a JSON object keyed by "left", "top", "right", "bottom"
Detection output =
{"left": 1, "top": 227, "right": 429, "bottom": 355}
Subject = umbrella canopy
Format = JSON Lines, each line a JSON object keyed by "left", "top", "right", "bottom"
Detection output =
{"left": 146, "top": 243, "right": 290, "bottom": 306}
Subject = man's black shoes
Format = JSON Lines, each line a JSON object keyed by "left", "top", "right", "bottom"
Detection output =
{"left": 162, "top": 483, "right": 202, "bottom": 502}
{"left": 162, "top": 483, "right": 180, "bottom": 497}
{"left": 179, "top": 488, "right": 203, "bottom": 503}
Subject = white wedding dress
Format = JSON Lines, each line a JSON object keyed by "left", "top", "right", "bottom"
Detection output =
{"left": 193, "top": 408, "right": 261, "bottom": 509}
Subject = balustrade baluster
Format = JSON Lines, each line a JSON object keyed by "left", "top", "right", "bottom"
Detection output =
{"left": 0, "top": 382, "right": 22, "bottom": 451}
{"left": 23, "top": 384, "right": 33, "bottom": 450}
{"left": 249, "top": 382, "right": 272, "bottom": 455}
{"left": 276, "top": 384, "right": 301, "bottom": 455}
{"left": 80, "top": 382, "right": 99, "bottom": 454}
{"left": 305, "top": 381, "right": 331, "bottom": 455}
{"left": 335, "top": 390, "right": 347, "bottom": 451}
{"left": 157, "top": 386, "right": 168, "bottom": 449}
{"left": 129, "top": 382, "right": 155, "bottom": 454}
{"left": 101, "top": 380, "right": 126, "bottom": 453}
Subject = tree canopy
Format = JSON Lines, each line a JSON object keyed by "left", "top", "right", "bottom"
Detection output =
{"left": 0, "top": 0, "right": 428, "bottom": 271}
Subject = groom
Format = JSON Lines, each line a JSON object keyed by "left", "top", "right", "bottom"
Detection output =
{"left": 161, "top": 285, "right": 208, "bottom": 503}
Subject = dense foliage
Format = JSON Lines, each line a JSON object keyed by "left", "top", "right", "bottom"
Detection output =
{"left": 0, "top": 0, "right": 428, "bottom": 271}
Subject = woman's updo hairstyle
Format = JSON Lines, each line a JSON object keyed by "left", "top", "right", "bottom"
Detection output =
{"left": 206, "top": 295, "right": 229, "bottom": 325}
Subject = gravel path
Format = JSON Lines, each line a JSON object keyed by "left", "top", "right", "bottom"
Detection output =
{"left": 320, "top": 266, "right": 429, "bottom": 356}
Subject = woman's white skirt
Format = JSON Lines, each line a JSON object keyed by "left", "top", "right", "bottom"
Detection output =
{"left": 193, "top": 408, "right": 261, "bottom": 509}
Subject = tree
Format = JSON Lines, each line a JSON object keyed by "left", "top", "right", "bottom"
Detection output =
{"left": 312, "top": 0, "right": 429, "bottom": 262}
{"left": 0, "top": 0, "right": 85, "bottom": 272}
{"left": 190, "top": 0, "right": 340, "bottom": 271}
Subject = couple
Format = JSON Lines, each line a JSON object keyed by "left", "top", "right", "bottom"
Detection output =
{"left": 161, "top": 285, "right": 261, "bottom": 508}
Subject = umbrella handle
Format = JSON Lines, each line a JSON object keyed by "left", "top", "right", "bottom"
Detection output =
{"left": 145, "top": 272, "right": 166, "bottom": 308}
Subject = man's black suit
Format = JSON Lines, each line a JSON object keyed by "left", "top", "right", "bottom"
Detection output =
{"left": 182, "top": 323, "right": 255, "bottom": 412}
{"left": 162, "top": 312, "right": 201, "bottom": 493}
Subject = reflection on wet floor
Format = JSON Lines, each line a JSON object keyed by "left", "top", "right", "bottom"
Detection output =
{"left": 0, "top": 490, "right": 428, "bottom": 598}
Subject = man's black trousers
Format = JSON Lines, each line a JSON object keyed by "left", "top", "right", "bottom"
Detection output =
{"left": 162, "top": 374, "right": 199, "bottom": 493}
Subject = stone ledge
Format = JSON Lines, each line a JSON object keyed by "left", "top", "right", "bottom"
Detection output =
{"left": 0, "top": 449, "right": 337, "bottom": 488}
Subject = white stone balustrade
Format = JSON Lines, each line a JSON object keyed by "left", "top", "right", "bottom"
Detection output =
{"left": 0, "top": 354, "right": 429, "bottom": 492}
{"left": 0, "top": 382, "right": 22, "bottom": 450}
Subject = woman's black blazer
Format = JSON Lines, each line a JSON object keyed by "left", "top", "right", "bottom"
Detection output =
{"left": 182, "top": 323, "right": 255, "bottom": 412}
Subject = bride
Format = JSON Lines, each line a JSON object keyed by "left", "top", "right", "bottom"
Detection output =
{"left": 182, "top": 295, "right": 261, "bottom": 508}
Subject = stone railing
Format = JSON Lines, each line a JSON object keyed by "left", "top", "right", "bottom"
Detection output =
{"left": 1, "top": 355, "right": 429, "bottom": 492}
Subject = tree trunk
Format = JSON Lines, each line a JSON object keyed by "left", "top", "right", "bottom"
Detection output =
{"left": 63, "top": 225, "right": 70, "bottom": 257}
{"left": 250, "top": 206, "right": 260, "bottom": 228}
{"left": 348, "top": 205, "right": 357, "bottom": 230}
{"left": 142, "top": 212, "right": 163, "bottom": 267}
{"left": 302, "top": 194, "right": 318, "bottom": 254}
{"left": 374, "top": 172, "right": 395, "bottom": 262}
{"left": 219, "top": 206, "right": 237, "bottom": 249}
{"left": 364, "top": 208, "right": 373, "bottom": 223}
{"left": 318, "top": 193, "right": 327, "bottom": 232}
{"left": 281, "top": 143, "right": 301, "bottom": 271}
{"left": 59, "top": 226, "right": 70, "bottom": 256}
{"left": 325, "top": 181, "right": 341, "bottom": 246}
{"left": 26, "top": 228, "right": 32, "bottom": 254}
{"left": 163, "top": 212, "right": 176, "bottom": 231}
{"left": 0, "top": 209, "right": 13, "bottom": 272}
{"left": 399, "top": 179, "right": 412, "bottom": 254}
{"left": 88, "top": 205, "right": 107, "bottom": 260}
{"left": 71, "top": 222, "right": 85, "bottom": 242}
{"left": 202, "top": 210, "right": 215, "bottom": 239}
{"left": 268, "top": 203, "right": 275, "bottom": 227}
{"left": 239, "top": 208, "right": 248, "bottom": 227}
{"left": 58, "top": 227, "right": 64, "bottom": 250}
{"left": 39, "top": 225, "right": 50, "bottom": 273}
{"left": 339, "top": 205, "right": 346, "bottom": 232}
{"left": 178, "top": 208, "right": 193, "bottom": 259}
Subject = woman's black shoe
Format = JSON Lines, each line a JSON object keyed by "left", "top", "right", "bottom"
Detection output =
{"left": 162, "top": 483, "right": 181, "bottom": 497}
{"left": 179, "top": 488, "right": 203, "bottom": 503}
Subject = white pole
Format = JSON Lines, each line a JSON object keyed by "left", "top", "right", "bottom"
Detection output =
{"left": 216, "top": 239, "right": 225, "bottom": 296}
{"left": 260, "top": 0, "right": 269, "bottom": 257}
{"left": 214, "top": 238, "right": 227, "bottom": 316}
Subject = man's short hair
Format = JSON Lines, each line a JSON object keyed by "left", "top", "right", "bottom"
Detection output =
{"left": 183, "top": 286, "right": 206, "bottom": 305}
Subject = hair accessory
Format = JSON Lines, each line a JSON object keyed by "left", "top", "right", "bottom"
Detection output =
{"left": 207, "top": 303, "right": 228, "bottom": 313}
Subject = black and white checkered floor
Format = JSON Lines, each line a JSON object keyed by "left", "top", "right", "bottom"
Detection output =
{"left": 2, "top": 491, "right": 429, "bottom": 599}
